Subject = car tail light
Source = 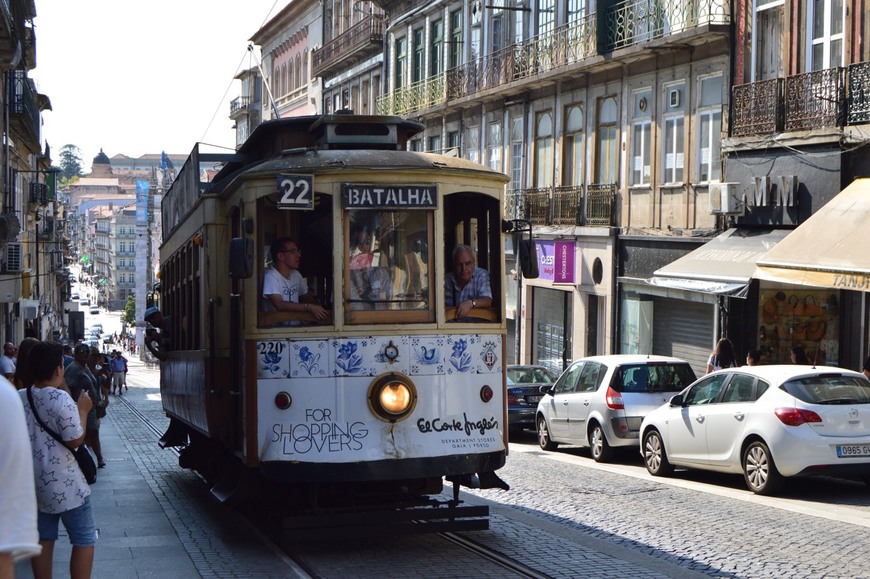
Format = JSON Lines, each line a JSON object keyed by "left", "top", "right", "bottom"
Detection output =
{"left": 506, "top": 392, "right": 519, "bottom": 405}
{"left": 774, "top": 407, "right": 823, "bottom": 426}
{"left": 605, "top": 386, "right": 624, "bottom": 410}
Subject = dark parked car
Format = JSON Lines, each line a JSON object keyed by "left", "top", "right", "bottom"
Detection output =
{"left": 507, "top": 365, "right": 557, "bottom": 434}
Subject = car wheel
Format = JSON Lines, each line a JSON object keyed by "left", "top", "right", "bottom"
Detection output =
{"left": 642, "top": 429, "right": 674, "bottom": 476}
{"left": 537, "top": 416, "right": 558, "bottom": 451}
{"left": 742, "top": 440, "right": 784, "bottom": 495}
{"left": 589, "top": 422, "right": 613, "bottom": 463}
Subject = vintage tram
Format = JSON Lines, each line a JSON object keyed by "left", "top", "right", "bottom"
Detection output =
{"left": 156, "top": 114, "right": 527, "bottom": 535}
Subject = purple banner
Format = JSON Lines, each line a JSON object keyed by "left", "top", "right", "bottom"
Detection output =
{"left": 535, "top": 240, "right": 575, "bottom": 283}
{"left": 554, "top": 241, "right": 575, "bottom": 283}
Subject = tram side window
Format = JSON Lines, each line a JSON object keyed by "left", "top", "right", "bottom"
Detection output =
{"left": 257, "top": 192, "right": 333, "bottom": 327}
{"left": 443, "top": 191, "right": 502, "bottom": 322}
{"left": 345, "top": 208, "right": 434, "bottom": 324}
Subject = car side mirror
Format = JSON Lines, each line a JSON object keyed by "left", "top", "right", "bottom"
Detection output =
{"left": 669, "top": 393, "right": 684, "bottom": 406}
{"left": 539, "top": 384, "right": 554, "bottom": 396}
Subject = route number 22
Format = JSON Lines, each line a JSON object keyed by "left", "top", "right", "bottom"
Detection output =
{"left": 277, "top": 175, "right": 314, "bottom": 210}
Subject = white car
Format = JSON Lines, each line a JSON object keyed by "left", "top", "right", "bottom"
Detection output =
{"left": 535, "top": 355, "right": 697, "bottom": 461}
{"left": 640, "top": 365, "right": 870, "bottom": 495}
{"left": 89, "top": 305, "right": 100, "bottom": 315}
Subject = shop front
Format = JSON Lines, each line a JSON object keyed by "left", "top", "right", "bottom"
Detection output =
{"left": 754, "top": 178, "right": 870, "bottom": 370}
{"left": 620, "top": 229, "right": 787, "bottom": 376}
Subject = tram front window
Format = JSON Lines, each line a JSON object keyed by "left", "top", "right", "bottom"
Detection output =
{"left": 345, "top": 208, "right": 433, "bottom": 323}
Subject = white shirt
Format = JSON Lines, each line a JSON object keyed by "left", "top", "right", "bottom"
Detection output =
{"left": 0, "top": 354, "right": 15, "bottom": 377}
{"left": 0, "top": 379, "right": 40, "bottom": 562}
{"left": 19, "top": 386, "right": 90, "bottom": 514}
{"left": 262, "top": 267, "right": 307, "bottom": 311}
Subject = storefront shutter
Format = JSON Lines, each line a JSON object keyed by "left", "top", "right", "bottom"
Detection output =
{"left": 652, "top": 297, "right": 714, "bottom": 377}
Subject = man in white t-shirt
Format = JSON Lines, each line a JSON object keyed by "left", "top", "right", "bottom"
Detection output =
{"left": 0, "top": 342, "right": 16, "bottom": 380}
{"left": 262, "top": 237, "right": 329, "bottom": 321}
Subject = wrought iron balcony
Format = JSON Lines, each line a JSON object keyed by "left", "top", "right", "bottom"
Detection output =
{"left": 847, "top": 61, "right": 870, "bottom": 125}
{"left": 603, "top": 0, "right": 729, "bottom": 51}
{"left": 6, "top": 70, "right": 40, "bottom": 144}
{"left": 507, "top": 184, "right": 617, "bottom": 227}
{"left": 731, "top": 64, "right": 865, "bottom": 137}
{"left": 379, "top": 15, "right": 597, "bottom": 115}
{"left": 230, "top": 96, "right": 250, "bottom": 116}
{"left": 312, "top": 15, "right": 384, "bottom": 78}
{"left": 731, "top": 78, "right": 783, "bottom": 136}
{"left": 785, "top": 67, "right": 844, "bottom": 131}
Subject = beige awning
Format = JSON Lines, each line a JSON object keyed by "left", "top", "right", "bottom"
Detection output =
{"left": 651, "top": 228, "right": 789, "bottom": 298}
{"left": 754, "top": 178, "right": 870, "bottom": 291}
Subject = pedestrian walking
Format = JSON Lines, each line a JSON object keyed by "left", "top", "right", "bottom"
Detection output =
{"left": 65, "top": 345, "right": 107, "bottom": 469}
{"left": 109, "top": 350, "right": 128, "bottom": 394}
{"left": 706, "top": 338, "right": 737, "bottom": 373}
{"left": 19, "top": 341, "right": 96, "bottom": 579}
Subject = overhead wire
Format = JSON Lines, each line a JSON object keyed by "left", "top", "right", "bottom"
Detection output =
{"left": 197, "top": 0, "right": 282, "bottom": 144}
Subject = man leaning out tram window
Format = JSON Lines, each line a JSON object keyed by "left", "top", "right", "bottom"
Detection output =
{"left": 262, "top": 237, "right": 330, "bottom": 322}
{"left": 444, "top": 244, "right": 492, "bottom": 320}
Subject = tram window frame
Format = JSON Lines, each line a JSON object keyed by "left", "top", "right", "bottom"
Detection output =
{"left": 256, "top": 191, "right": 334, "bottom": 328}
{"left": 344, "top": 208, "right": 435, "bottom": 325}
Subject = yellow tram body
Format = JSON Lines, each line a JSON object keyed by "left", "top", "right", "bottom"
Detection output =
{"left": 157, "top": 116, "right": 512, "bottom": 519}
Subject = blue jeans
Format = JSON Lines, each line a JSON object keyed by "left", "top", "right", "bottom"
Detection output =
{"left": 37, "top": 495, "right": 96, "bottom": 546}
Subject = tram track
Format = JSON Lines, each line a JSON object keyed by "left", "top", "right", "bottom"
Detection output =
{"left": 119, "top": 391, "right": 551, "bottom": 578}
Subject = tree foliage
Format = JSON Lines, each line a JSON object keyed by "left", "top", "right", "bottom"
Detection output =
{"left": 59, "top": 144, "right": 84, "bottom": 182}
{"left": 123, "top": 295, "right": 136, "bottom": 327}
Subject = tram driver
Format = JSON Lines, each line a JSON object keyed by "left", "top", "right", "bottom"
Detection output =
{"left": 445, "top": 244, "right": 492, "bottom": 320}
{"left": 262, "top": 237, "right": 330, "bottom": 321}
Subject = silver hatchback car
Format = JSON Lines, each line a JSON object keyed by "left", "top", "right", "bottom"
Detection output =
{"left": 535, "top": 355, "right": 697, "bottom": 461}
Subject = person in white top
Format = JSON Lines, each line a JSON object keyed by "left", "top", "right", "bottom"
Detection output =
{"left": 0, "top": 376, "right": 41, "bottom": 576}
{"left": 19, "top": 341, "right": 96, "bottom": 579}
{"left": 0, "top": 342, "right": 16, "bottom": 380}
{"left": 262, "top": 237, "right": 329, "bottom": 321}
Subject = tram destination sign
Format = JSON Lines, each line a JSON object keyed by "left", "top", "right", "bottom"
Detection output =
{"left": 343, "top": 184, "right": 437, "bottom": 208}
{"left": 277, "top": 174, "right": 314, "bottom": 210}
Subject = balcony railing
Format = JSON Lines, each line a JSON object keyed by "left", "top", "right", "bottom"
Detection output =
{"left": 731, "top": 63, "right": 870, "bottom": 137}
{"left": 6, "top": 70, "right": 39, "bottom": 142}
{"left": 230, "top": 96, "right": 250, "bottom": 116}
{"left": 603, "top": 0, "right": 729, "bottom": 51}
{"left": 847, "top": 61, "right": 870, "bottom": 125}
{"left": 507, "top": 184, "right": 617, "bottom": 227}
{"left": 784, "top": 67, "right": 844, "bottom": 131}
{"left": 312, "top": 15, "right": 384, "bottom": 77}
{"left": 731, "top": 78, "right": 783, "bottom": 137}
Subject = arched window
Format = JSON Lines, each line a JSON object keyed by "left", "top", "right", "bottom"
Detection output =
{"left": 288, "top": 61, "right": 294, "bottom": 92}
{"left": 563, "top": 105, "right": 584, "bottom": 187}
{"left": 595, "top": 97, "right": 618, "bottom": 185}
{"left": 534, "top": 111, "right": 553, "bottom": 188}
{"left": 296, "top": 54, "right": 303, "bottom": 89}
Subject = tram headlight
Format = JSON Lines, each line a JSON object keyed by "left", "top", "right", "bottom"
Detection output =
{"left": 368, "top": 373, "right": 417, "bottom": 422}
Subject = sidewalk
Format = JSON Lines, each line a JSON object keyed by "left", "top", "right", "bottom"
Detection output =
{"left": 15, "top": 361, "right": 300, "bottom": 579}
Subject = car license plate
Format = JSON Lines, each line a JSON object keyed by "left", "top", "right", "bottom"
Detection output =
{"left": 836, "top": 444, "right": 870, "bottom": 458}
{"left": 527, "top": 395, "right": 542, "bottom": 404}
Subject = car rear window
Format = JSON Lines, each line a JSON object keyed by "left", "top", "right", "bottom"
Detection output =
{"left": 507, "top": 368, "right": 556, "bottom": 385}
{"left": 614, "top": 363, "right": 697, "bottom": 393}
{"left": 781, "top": 375, "right": 870, "bottom": 404}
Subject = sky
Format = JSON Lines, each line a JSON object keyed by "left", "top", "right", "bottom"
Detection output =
{"left": 33, "top": 0, "right": 287, "bottom": 172}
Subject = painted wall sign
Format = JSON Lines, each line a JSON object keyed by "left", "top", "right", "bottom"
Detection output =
{"left": 343, "top": 184, "right": 437, "bottom": 208}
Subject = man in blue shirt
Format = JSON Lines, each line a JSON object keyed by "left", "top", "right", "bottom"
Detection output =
{"left": 444, "top": 244, "right": 492, "bottom": 319}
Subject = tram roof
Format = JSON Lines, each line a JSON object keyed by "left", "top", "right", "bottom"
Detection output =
{"left": 208, "top": 114, "right": 508, "bottom": 193}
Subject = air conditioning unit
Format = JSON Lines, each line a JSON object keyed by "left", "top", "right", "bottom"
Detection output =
{"left": 708, "top": 182, "right": 741, "bottom": 215}
{"left": 4, "top": 242, "right": 22, "bottom": 271}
